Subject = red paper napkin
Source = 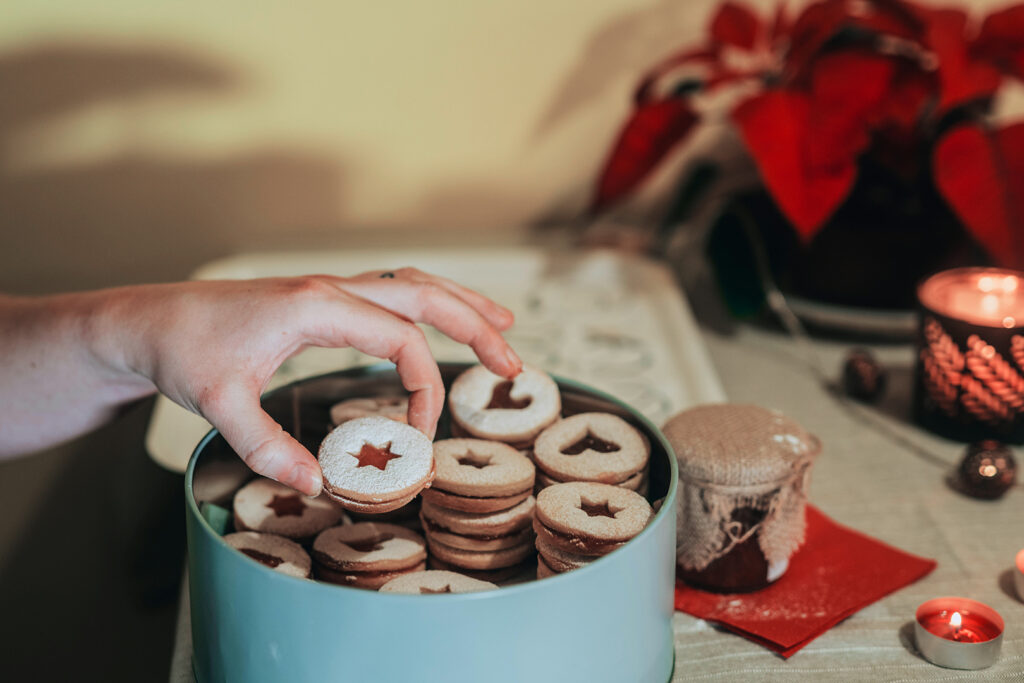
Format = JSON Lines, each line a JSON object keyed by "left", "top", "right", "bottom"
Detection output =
{"left": 674, "top": 505, "right": 937, "bottom": 658}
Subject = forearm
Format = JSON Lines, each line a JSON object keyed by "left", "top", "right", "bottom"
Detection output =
{"left": 0, "top": 291, "right": 156, "bottom": 458}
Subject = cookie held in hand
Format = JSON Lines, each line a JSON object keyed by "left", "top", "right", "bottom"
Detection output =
{"left": 318, "top": 416, "right": 435, "bottom": 514}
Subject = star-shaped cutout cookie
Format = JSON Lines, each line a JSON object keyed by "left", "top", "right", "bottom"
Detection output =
{"left": 350, "top": 441, "right": 402, "bottom": 471}
{"left": 579, "top": 499, "right": 618, "bottom": 519}
{"left": 456, "top": 450, "right": 493, "bottom": 469}
{"left": 265, "top": 493, "right": 306, "bottom": 517}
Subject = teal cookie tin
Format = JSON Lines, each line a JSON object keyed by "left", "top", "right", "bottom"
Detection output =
{"left": 185, "top": 363, "right": 678, "bottom": 683}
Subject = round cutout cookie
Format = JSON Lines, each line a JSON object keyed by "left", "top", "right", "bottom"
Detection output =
{"left": 420, "top": 495, "right": 535, "bottom": 538}
{"left": 535, "top": 482, "right": 653, "bottom": 544}
{"left": 536, "top": 554, "right": 558, "bottom": 579}
{"left": 535, "top": 468, "right": 647, "bottom": 492}
{"left": 426, "top": 536, "right": 536, "bottom": 570}
{"left": 319, "top": 416, "right": 435, "bottom": 510}
{"left": 378, "top": 569, "right": 497, "bottom": 594}
{"left": 448, "top": 364, "right": 560, "bottom": 445}
{"left": 330, "top": 396, "right": 408, "bottom": 427}
{"left": 533, "top": 413, "right": 648, "bottom": 485}
{"left": 233, "top": 477, "right": 348, "bottom": 540}
{"left": 535, "top": 534, "right": 597, "bottom": 572}
{"left": 422, "top": 519, "right": 534, "bottom": 552}
{"left": 432, "top": 439, "right": 534, "bottom": 498}
{"left": 312, "top": 522, "right": 426, "bottom": 573}
{"left": 420, "top": 485, "right": 530, "bottom": 514}
{"left": 316, "top": 561, "right": 427, "bottom": 589}
{"left": 223, "top": 531, "right": 312, "bottom": 578}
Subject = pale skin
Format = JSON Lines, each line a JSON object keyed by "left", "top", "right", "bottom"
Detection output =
{"left": 0, "top": 268, "right": 521, "bottom": 496}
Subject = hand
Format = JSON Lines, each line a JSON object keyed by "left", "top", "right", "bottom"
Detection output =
{"left": 104, "top": 269, "right": 520, "bottom": 495}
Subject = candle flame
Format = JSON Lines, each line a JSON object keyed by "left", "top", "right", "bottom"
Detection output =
{"left": 1004, "top": 276, "right": 1019, "bottom": 293}
{"left": 979, "top": 276, "right": 995, "bottom": 292}
{"left": 982, "top": 294, "right": 999, "bottom": 315}
{"left": 951, "top": 611, "right": 962, "bottom": 629}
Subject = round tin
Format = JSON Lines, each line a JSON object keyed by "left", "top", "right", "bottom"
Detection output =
{"left": 185, "top": 363, "right": 677, "bottom": 683}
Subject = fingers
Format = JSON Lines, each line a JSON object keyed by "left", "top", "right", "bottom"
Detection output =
{"left": 332, "top": 274, "right": 522, "bottom": 379}
{"left": 355, "top": 268, "right": 514, "bottom": 330}
{"left": 204, "top": 388, "right": 323, "bottom": 496}
{"left": 300, "top": 295, "right": 445, "bottom": 439}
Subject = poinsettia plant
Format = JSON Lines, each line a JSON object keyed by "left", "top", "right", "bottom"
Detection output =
{"left": 593, "top": 0, "right": 1024, "bottom": 268}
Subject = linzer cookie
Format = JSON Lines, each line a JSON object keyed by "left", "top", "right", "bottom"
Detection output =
{"left": 233, "top": 477, "right": 349, "bottom": 541}
{"left": 312, "top": 522, "right": 427, "bottom": 589}
{"left": 533, "top": 413, "right": 649, "bottom": 494}
{"left": 224, "top": 531, "right": 313, "bottom": 578}
{"left": 448, "top": 364, "right": 560, "bottom": 448}
{"left": 318, "top": 416, "right": 435, "bottom": 514}
{"left": 378, "top": 569, "right": 497, "bottom": 594}
{"left": 420, "top": 495, "right": 536, "bottom": 552}
{"left": 330, "top": 396, "right": 408, "bottom": 427}
{"left": 533, "top": 482, "right": 652, "bottom": 576}
{"left": 420, "top": 439, "right": 535, "bottom": 513}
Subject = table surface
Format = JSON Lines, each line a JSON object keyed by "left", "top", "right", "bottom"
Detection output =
{"left": 168, "top": 255, "right": 1024, "bottom": 682}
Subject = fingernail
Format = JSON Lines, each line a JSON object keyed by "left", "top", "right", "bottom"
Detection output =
{"left": 505, "top": 347, "right": 522, "bottom": 375}
{"left": 291, "top": 467, "right": 321, "bottom": 496}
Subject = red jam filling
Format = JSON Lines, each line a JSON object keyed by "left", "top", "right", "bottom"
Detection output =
{"left": 561, "top": 432, "right": 621, "bottom": 455}
{"left": 240, "top": 548, "right": 285, "bottom": 568}
{"left": 350, "top": 441, "right": 402, "bottom": 471}
{"left": 265, "top": 493, "right": 306, "bottom": 517}
{"left": 486, "top": 381, "right": 532, "bottom": 409}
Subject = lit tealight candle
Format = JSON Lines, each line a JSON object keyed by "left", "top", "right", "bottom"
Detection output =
{"left": 915, "top": 597, "right": 1004, "bottom": 669}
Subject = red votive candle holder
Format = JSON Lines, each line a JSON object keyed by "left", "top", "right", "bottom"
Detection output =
{"left": 914, "top": 597, "right": 1004, "bottom": 669}
{"left": 914, "top": 267, "right": 1024, "bottom": 443}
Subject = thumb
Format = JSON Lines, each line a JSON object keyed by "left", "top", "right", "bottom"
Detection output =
{"left": 205, "top": 391, "right": 323, "bottom": 496}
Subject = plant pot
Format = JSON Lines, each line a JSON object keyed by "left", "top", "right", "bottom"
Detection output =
{"left": 708, "top": 157, "right": 992, "bottom": 314}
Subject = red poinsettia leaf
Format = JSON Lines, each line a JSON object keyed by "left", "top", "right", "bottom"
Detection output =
{"left": 785, "top": 0, "right": 849, "bottom": 83}
{"left": 806, "top": 51, "right": 896, "bottom": 170}
{"left": 733, "top": 90, "right": 856, "bottom": 238}
{"left": 934, "top": 122, "right": 1024, "bottom": 267}
{"left": 924, "top": 9, "right": 1002, "bottom": 113}
{"left": 974, "top": 5, "right": 1024, "bottom": 80}
{"left": 711, "top": 2, "right": 762, "bottom": 50}
{"left": 769, "top": 2, "right": 791, "bottom": 42}
{"left": 591, "top": 98, "right": 699, "bottom": 211}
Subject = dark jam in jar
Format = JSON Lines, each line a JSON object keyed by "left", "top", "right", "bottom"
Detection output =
{"left": 677, "top": 507, "right": 773, "bottom": 593}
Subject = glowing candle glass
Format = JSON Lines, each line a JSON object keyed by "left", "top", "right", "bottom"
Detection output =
{"left": 914, "top": 267, "right": 1024, "bottom": 442}
{"left": 914, "top": 597, "right": 1004, "bottom": 669}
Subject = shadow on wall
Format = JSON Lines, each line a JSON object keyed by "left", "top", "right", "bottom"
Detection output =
{"left": 0, "top": 43, "right": 345, "bottom": 294}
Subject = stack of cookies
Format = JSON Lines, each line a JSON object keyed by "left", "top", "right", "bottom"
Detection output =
{"left": 420, "top": 439, "right": 537, "bottom": 581}
{"left": 311, "top": 522, "right": 427, "bottom": 589}
{"left": 533, "top": 413, "right": 650, "bottom": 496}
{"left": 533, "top": 482, "right": 653, "bottom": 579}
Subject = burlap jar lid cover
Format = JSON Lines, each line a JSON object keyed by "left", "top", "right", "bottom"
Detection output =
{"left": 662, "top": 404, "right": 821, "bottom": 571}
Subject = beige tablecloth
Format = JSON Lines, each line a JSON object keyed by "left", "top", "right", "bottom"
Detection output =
{"left": 170, "top": 321, "right": 1024, "bottom": 682}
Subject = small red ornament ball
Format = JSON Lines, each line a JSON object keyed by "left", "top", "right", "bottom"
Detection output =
{"left": 957, "top": 440, "right": 1017, "bottom": 500}
{"left": 842, "top": 348, "right": 886, "bottom": 402}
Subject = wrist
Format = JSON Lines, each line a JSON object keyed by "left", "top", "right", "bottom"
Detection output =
{"left": 71, "top": 288, "right": 158, "bottom": 401}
